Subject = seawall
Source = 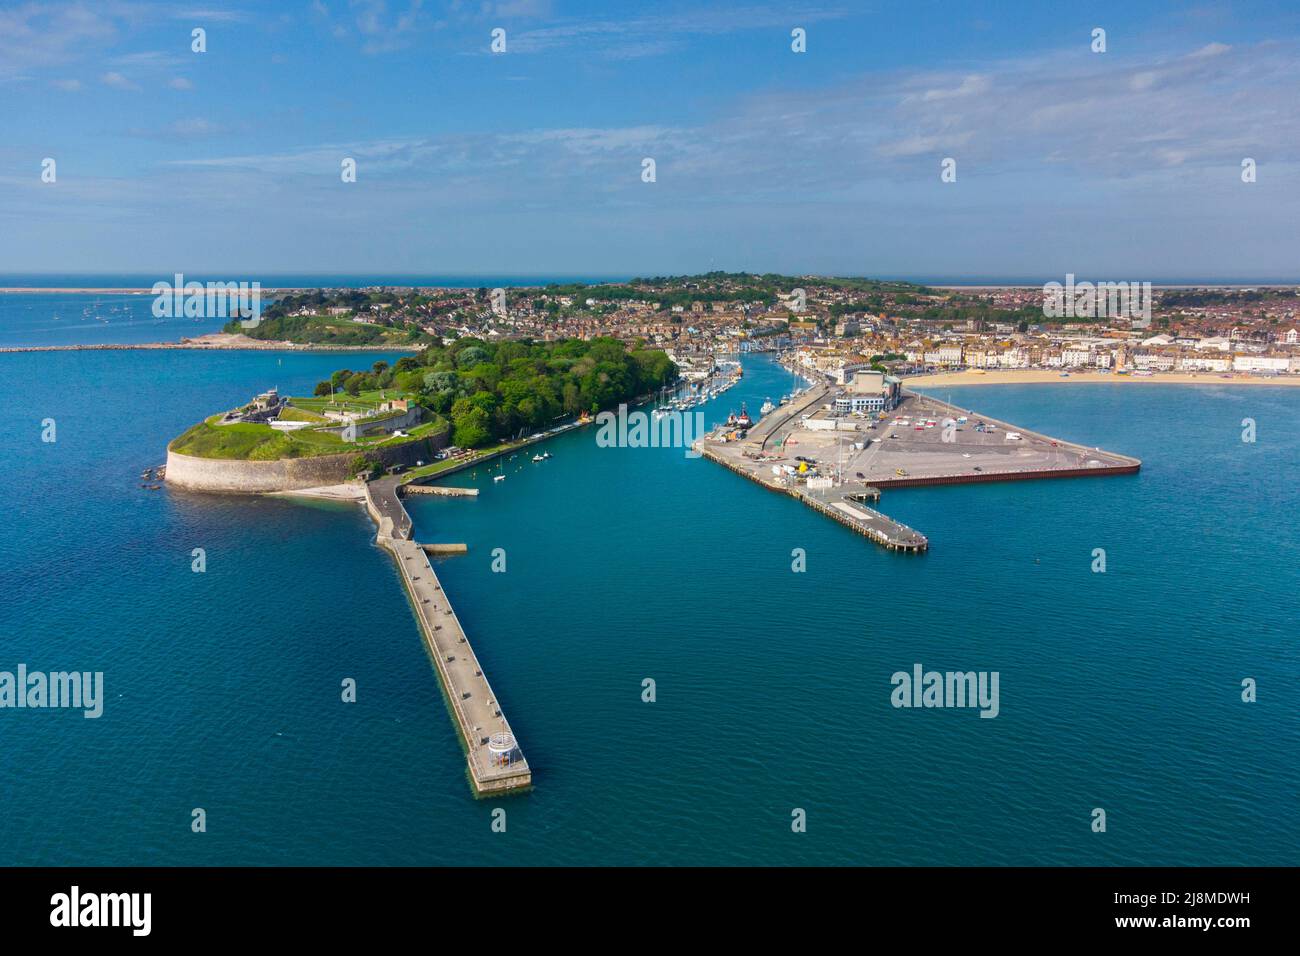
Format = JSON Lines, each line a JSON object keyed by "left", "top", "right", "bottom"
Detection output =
{"left": 867, "top": 463, "right": 1141, "bottom": 489}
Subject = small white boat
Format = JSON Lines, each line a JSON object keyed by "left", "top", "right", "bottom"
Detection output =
{"left": 532, "top": 454, "right": 544, "bottom": 462}
{"left": 494, "top": 474, "right": 506, "bottom": 482}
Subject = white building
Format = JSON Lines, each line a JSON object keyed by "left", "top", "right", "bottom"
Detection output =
{"left": 1196, "top": 336, "right": 1231, "bottom": 351}
{"left": 936, "top": 345, "right": 963, "bottom": 366}
{"left": 1179, "top": 355, "right": 1231, "bottom": 372}
{"left": 1061, "top": 347, "right": 1092, "bottom": 367}
{"left": 1233, "top": 355, "right": 1290, "bottom": 373}
{"left": 998, "top": 348, "right": 1030, "bottom": 368}
{"left": 1133, "top": 352, "right": 1176, "bottom": 371}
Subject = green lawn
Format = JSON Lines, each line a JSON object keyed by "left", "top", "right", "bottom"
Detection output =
{"left": 288, "top": 396, "right": 381, "bottom": 414}
{"left": 169, "top": 412, "right": 449, "bottom": 461}
{"left": 169, "top": 420, "right": 337, "bottom": 460}
{"left": 277, "top": 406, "right": 328, "bottom": 423}
{"left": 288, "top": 389, "right": 410, "bottom": 415}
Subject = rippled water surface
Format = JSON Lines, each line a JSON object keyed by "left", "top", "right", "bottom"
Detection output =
{"left": 1, "top": 339, "right": 1296, "bottom": 865}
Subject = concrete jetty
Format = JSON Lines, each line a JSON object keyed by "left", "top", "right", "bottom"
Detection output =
{"left": 364, "top": 479, "right": 531, "bottom": 795}
{"left": 421, "top": 542, "right": 469, "bottom": 555}
{"left": 697, "top": 442, "right": 928, "bottom": 551}
{"left": 401, "top": 485, "right": 478, "bottom": 497}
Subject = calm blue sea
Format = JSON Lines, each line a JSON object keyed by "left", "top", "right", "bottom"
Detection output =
{"left": 0, "top": 292, "right": 230, "bottom": 349}
{"left": 1, "top": 294, "right": 1296, "bottom": 865}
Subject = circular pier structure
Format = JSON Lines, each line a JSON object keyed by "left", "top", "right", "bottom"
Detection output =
{"left": 487, "top": 732, "right": 520, "bottom": 767}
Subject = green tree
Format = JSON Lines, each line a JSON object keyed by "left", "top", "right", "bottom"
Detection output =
{"left": 452, "top": 406, "right": 492, "bottom": 448}
{"left": 349, "top": 454, "right": 382, "bottom": 480}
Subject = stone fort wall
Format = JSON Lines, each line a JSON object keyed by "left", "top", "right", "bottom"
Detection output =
{"left": 166, "top": 433, "right": 446, "bottom": 493}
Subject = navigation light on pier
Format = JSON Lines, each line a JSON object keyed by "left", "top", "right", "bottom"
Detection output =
{"left": 488, "top": 732, "right": 521, "bottom": 767}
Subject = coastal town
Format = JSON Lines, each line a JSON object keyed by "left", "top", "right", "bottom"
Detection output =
{"left": 208, "top": 274, "right": 1300, "bottom": 383}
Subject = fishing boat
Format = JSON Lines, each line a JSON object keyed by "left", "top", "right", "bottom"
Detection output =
{"left": 759, "top": 397, "right": 775, "bottom": 416}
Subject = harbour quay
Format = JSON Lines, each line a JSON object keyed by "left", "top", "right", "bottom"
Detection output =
{"left": 696, "top": 372, "right": 1139, "bottom": 552}
{"left": 696, "top": 441, "right": 928, "bottom": 552}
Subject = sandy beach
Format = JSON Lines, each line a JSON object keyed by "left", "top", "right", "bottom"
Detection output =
{"left": 0, "top": 333, "right": 422, "bottom": 353}
{"left": 907, "top": 370, "right": 1300, "bottom": 388}
{"left": 267, "top": 482, "right": 367, "bottom": 501}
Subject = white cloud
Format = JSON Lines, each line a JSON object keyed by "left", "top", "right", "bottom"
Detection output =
{"left": 169, "top": 8, "right": 254, "bottom": 23}
{"left": 101, "top": 71, "right": 139, "bottom": 91}
{"left": 918, "top": 74, "right": 991, "bottom": 102}
{"left": 154, "top": 38, "right": 1300, "bottom": 199}
{"left": 0, "top": 3, "right": 120, "bottom": 79}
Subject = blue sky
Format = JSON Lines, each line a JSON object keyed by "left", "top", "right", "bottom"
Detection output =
{"left": 2, "top": 0, "right": 1298, "bottom": 278}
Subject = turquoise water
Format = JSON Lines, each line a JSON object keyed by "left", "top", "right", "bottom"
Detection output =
{"left": 0, "top": 292, "right": 231, "bottom": 348}
{"left": 1, "top": 334, "right": 1297, "bottom": 864}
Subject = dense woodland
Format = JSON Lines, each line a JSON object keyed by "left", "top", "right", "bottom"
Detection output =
{"left": 316, "top": 337, "right": 677, "bottom": 449}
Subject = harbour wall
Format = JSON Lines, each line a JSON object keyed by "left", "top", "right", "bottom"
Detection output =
{"left": 362, "top": 482, "right": 532, "bottom": 795}
{"left": 868, "top": 462, "right": 1140, "bottom": 489}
